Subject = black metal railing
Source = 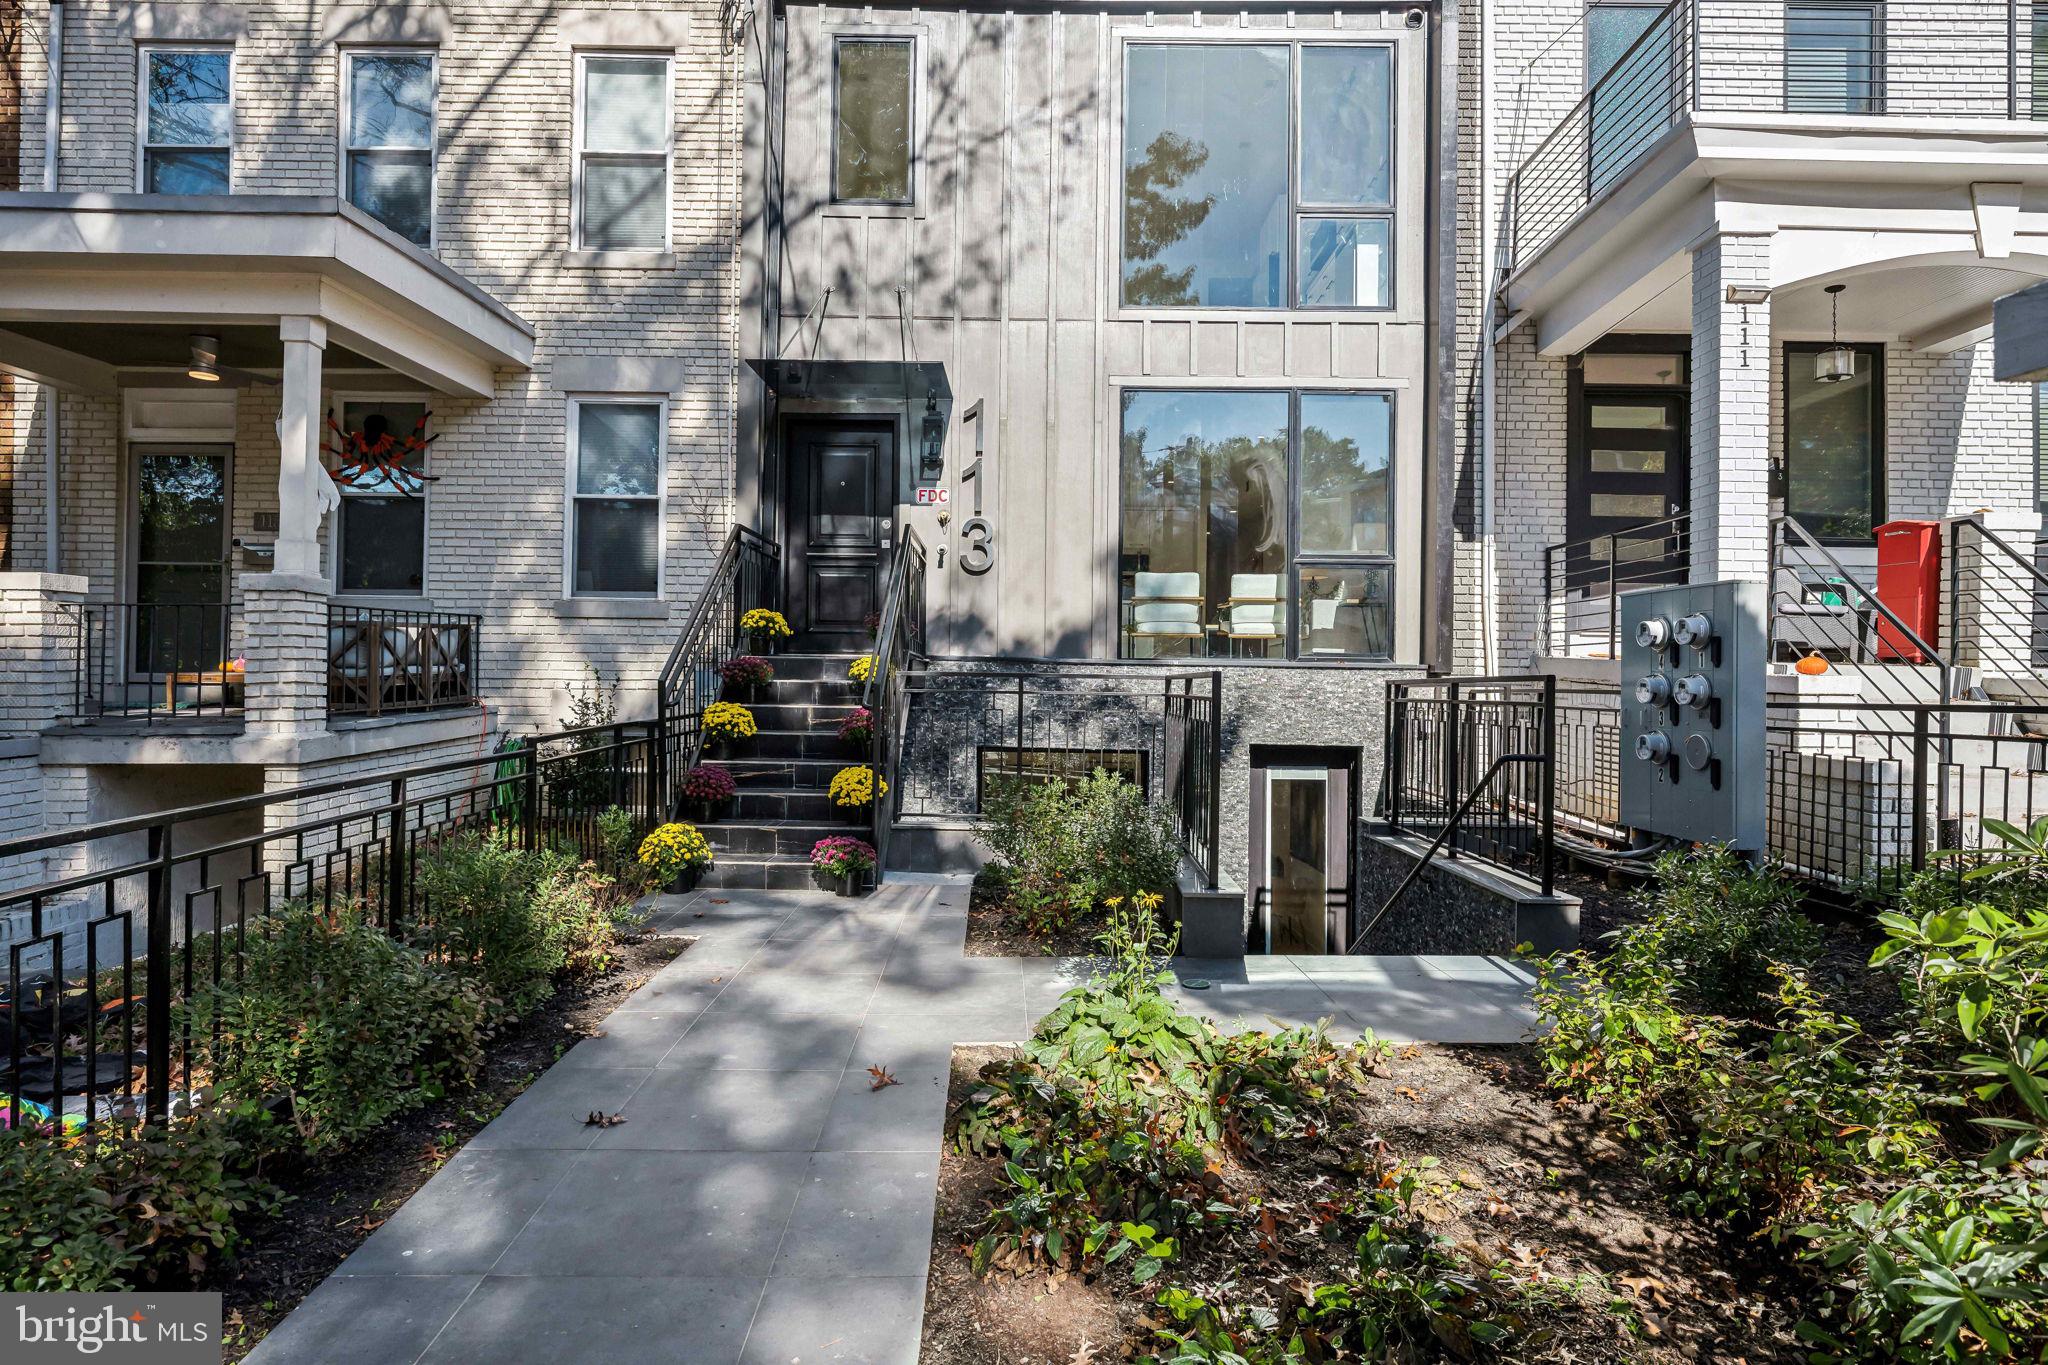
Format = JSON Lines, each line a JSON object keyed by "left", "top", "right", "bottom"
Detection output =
{"left": 0, "top": 720, "right": 665, "bottom": 1132}
{"left": 1382, "top": 675, "right": 1558, "bottom": 898}
{"left": 72, "top": 602, "right": 240, "bottom": 723}
{"left": 890, "top": 662, "right": 1225, "bottom": 889}
{"left": 654, "top": 526, "right": 782, "bottom": 805}
{"left": 1542, "top": 514, "right": 1691, "bottom": 658}
{"left": 1508, "top": 0, "right": 2043, "bottom": 270}
{"left": 327, "top": 606, "right": 481, "bottom": 717}
{"left": 1946, "top": 515, "right": 2048, "bottom": 705}
{"left": 1768, "top": 515, "right": 1953, "bottom": 713}
{"left": 862, "top": 528, "right": 929, "bottom": 881}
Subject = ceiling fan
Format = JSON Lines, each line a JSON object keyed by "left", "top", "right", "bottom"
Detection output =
{"left": 186, "top": 334, "right": 278, "bottom": 387}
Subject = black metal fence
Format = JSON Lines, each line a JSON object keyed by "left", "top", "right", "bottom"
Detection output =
{"left": 655, "top": 526, "right": 782, "bottom": 780}
{"left": 1382, "top": 676, "right": 1557, "bottom": 897}
{"left": 890, "top": 663, "right": 1225, "bottom": 889}
{"left": 0, "top": 720, "right": 665, "bottom": 1133}
{"left": 327, "top": 605, "right": 482, "bottom": 717}
{"left": 72, "top": 601, "right": 240, "bottom": 722}
{"left": 864, "top": 529, "right": 929, "bottom": 880}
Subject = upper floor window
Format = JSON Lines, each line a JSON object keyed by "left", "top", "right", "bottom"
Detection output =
{"left": 574, "top": 53, "right": 672, "bottom": 252}
{"left": 1785, "top": 3, "right": 1881, "bottom": 115}
{"left": 344, "top": 51, "right": 436, "bottom": 246}
{"left": 568, "top": 398, "right": 664, "bottom": 597}
{"left": 1121, "top": 42, "right": 1392, "bottom": 310}
{"left": 141, "top": 47, "right": 232, "bottom": 194}
{"left": 833, "top": 36, "right": 915, "bottom": 204}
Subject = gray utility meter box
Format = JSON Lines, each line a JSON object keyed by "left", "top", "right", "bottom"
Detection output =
{"left": 1617, "top": 579, "right": 1767, "bottom": 851}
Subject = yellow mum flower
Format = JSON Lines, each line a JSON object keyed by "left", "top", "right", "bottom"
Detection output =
{"left": 739, "top": 608, "right": 793, "bottom": 639}
{"left": 846, "top": 654, "right": 878, "bottom": 684}
{"left": 637, "top": 821, "right": 714, "bottom": 879}
{"left": 701, "top": 701, "right": 758, "bottom": 742}
{"left": 828, "top": 765, "right": 887, "bottom": 808}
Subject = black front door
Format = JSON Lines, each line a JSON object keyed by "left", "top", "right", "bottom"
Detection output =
{"left": 1564, "top": 389, "right": 1689, "bottom": 592}
{"left": 783, "top": 418, "right": 894, "bottom": 651}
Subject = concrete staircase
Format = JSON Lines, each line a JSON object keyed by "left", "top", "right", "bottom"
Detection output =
{"left": 698, "top": 652, "right": 871, "bottom": 890}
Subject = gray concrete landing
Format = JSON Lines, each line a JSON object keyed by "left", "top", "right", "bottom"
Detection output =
{"left": 249, "top": 878, "right": 1536, "bottom": 1365}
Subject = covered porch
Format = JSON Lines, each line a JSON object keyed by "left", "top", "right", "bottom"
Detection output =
{"left": 0, "top": 195, "right": 534, "bottom": 741}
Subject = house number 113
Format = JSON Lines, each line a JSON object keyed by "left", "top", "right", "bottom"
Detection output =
{"left": 958, "top": 400, "right": 994, "bottom": 575}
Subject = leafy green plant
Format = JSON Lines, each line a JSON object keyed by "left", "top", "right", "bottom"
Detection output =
{"left": 185, "top": 901, "right": 487, "bottom": 1153}
{"left": 1633, "top": 846, "right": 1822, "bottom": 1012}
{"left": 411, "top": 832, "right": 577, "bottom": 1015}
{"left": 977, "top": 769, "right": 1182, "bottom": 937}
{"left": 0, "top": 1114, "right": 279, "bottom": 1291}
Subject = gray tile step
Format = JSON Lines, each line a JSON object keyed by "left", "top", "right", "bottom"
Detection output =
{"left": 699, "top": 857, "right": 845, "bottom": 891}
{"left": 738, "top": 652, "right": 863, "bottom": 682}
{"left": 704, "top": 819, "right": 869, "bottom": 857}
{"left": 716, "top": 758, "right": 855, "bottom": 790}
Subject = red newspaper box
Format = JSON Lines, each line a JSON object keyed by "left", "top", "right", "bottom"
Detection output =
{"left": 1874, "top": 519, "right": 1941, "bottom": 662}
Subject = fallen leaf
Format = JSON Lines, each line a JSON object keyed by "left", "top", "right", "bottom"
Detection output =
{"left": 709, "top": 898, "right": 730, "bottom": 904}
{"left": 868, "top": 1064, "right": 900, "bottom": 1091}
{"left": 1069, "top": 1341, "right": 1100, "bottom": 1365}
{"left": 583, "top": 1110, "right": 627, "bottom": 1128}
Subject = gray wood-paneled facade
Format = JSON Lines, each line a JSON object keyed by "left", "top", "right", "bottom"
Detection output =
{"left": 741, "top": 1, "right": 1450, "bottom": 665}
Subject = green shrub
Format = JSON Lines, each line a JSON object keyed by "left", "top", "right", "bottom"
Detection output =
{"left": 1632, "top": 846, "right": 1822, "bottom": 1012}
{"left": 0, "top": 1114, "right": 278, "bottom": 1291}
{"left": 977, "top": 769, "right": 1181, "bottom": 935}
{"left": 185, "top": 902, "right": 487, "bottom": 1153}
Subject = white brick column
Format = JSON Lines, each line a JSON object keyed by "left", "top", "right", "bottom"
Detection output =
{"left": 1690, "top": 232, "right": 1775, "bottom": 584}
{"left": 276, "top": 316, "right": 330, "bottom": 579}
{"left": 243, "top": 574, "right": 330, "bottom": 735}
{"left": 0, "top": 571, "right": 90, "bottom": 736}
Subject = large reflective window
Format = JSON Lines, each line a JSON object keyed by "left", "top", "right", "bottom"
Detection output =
{"left": 346, "top": 53, "right": 435, "bottom": 245}
{"left": 572, "top": 402, "right": 663, "bottom": 596}
{"left": 1122, "top": 45, "right": 1288, "bottom": 307}
{"left": 1120, "top": 390, "right": 1290, "bottom": 649}
{"left": 1786, "top": 3, "right": 1880, "bottom": 114}
{"left": 834, "top": 38, "right": 914, "bottom": 203}
{"left": 577, "top": 55, "right": 670, "bottom": 251}
{"left": 1298, "top": 393, "right": 1392, "bottom": 555}
{"left": 1299, "top": 46, "right": 1391, "bottom": 207}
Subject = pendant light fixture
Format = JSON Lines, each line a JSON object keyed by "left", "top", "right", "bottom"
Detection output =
{"left": 1815, "top": 283, "right": 1856, "bottom": 384}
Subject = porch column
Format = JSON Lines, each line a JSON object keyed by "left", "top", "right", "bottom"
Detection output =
{"left": 1689, "top": 232, "right": 1774, "bottom": 584}
{"left": 0, "top": 572, "right": 90, "bottom": 736}
{"left": 276, "top": 316, "right": 329, "bottom": 578}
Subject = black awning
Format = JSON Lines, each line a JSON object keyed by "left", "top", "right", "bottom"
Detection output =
{"left": 744, "top": 357, "right": 952, "bottom": 404}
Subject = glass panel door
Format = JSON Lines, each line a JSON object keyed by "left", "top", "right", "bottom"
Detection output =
{"left": 133, "top": 447, "right": 229, "bottom": 675}
{"left": 1265, "top": 768, "right": 1328, "bottom": 953}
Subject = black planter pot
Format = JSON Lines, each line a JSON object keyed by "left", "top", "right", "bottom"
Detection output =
{"left": 685, "top": 798, "right": 730, "bottom": 825}
{"left": 665, "top": 865, "right": 703, "bottom": 895}
{"left": 835, "top": 872, "right": 860, "bottom": 898}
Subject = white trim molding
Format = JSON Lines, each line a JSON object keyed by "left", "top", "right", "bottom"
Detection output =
{"left": 118, "top": 3, "right": 247, "bottom": 41}
{"left": 320, "top": 4, "right": 452, "bottom": 46}
{"left": 556, "top": 9, "right": 691, "bottom": 50}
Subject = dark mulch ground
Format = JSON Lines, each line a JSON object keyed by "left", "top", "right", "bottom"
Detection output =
{"left": 963, "top": 871, "right": 1110, "bottom": 959}
{"left": 212, "top": 931, "right": 687, "bottom": 1360}
{"left": 922, "top": 1040, "right": 1809, "bottom": 1364}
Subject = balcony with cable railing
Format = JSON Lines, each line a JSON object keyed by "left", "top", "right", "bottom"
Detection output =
{"left": 1507, "top": 0, "right": 2048, "bottom": 280}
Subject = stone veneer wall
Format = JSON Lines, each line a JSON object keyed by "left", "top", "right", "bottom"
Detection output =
{"left": 895, "top": 659, "right": 1421, "bottom": 914}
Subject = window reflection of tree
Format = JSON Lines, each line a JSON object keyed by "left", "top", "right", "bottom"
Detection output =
{"left": 149, "top": 55, "right": 229, "bottom": 143}
{"left": 139, "top": 455, "right": 225, "bottom": 562}
{"left": 1122, "top": 132, "right": 1215, "bottom": 306}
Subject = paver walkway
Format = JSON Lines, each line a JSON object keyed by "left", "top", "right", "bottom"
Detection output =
{"left": 249, "top": 875, "right": 1535, "bottom": 1365}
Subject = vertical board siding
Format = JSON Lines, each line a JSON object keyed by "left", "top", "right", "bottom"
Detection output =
{"left": 765, "top": 4, "right": 1435, "bottom": 661}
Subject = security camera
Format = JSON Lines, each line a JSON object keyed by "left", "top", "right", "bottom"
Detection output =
{"left": 1672, "top": 612, "right": 1714, "bottom": 648}
{"left": 1633, "top": 674, "right": 1671, "bottom": 706}
{"left": 1634, "top": 732, "right": 1671, "bottom": 763}
{"left": 1672, "top": 673, "right": 1714, "bottom": 710}
{"left": 1635, "top": 617, "right": 1672, "bottom": 649}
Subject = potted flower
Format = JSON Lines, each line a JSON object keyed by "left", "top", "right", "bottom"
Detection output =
{"left": 720, "top": 654, "right": 774, "bottom": 700}
{"left": 680, "top": 763, "right": 737, "bottom": 823}
{"left": 837, "top": 706, "right": 874, "bottom": 749}
{"left": 828, "top": 765, "right": 886, "bottom": 824}
{"left": 811, "top": 835, "right": 877, "bottom": 897}
{"left": 637, "top": 821, "right": 713, "bottom": 893}
{"left": 846, "top": 654, "right": 878, "bottom": 686}
{"left": 700, "top": 701, "right": 757, "bottom": 757}
{"left": 739, "top": 608, "right": 793, "bottom": 654}
{"left": 862, "top": 611, "right": 881, "bottom": 641}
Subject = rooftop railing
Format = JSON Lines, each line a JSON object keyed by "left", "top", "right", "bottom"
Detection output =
{"left": 1507, "top": 0, "right": 2046, "bottom": 271}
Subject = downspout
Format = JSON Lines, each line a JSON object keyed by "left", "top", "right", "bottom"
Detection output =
{"left": 1476, "top": 0, "right": 1501, "bottom": 672}
{"left": 41, "top": 0, "right": 62, "bottom": 574}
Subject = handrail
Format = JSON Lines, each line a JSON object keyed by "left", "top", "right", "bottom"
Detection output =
{"left": 1542, "top": 514, "right": 1690, "bottom": 657}
{"left": 1351, "top": 753, "right": 1548, "bottom": 954}
{"left": 861, "top": 526, "right": 928, "bottom": 711}
{"left": 651, "top": 525, "right": 782, "bottom": 812}
{"left": 862, "top": 527, "right": 929, "bottom": 881}
{"left": 1769, "top": 515, "right": 1950, "bottom": 690}
{"left": 655, "top": 524, "right": 780, "bottom": 708}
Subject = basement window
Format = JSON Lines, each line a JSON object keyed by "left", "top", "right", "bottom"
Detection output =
{"left": 977, "top": 748, "right": 1146, "bottom": 806}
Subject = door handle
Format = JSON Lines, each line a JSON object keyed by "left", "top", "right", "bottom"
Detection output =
{"left": 880, "top": 517, "right": 893, "bottom": 533}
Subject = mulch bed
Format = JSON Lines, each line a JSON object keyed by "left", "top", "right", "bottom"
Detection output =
{"left": 212, "top": 931, "right": 688, "bottom": 1360}
{"left": 922, "top": 1040, "right": 1809, "bottom": 1364}
{"left": 963, "top": 871, "right": 1110, "bottom": 959}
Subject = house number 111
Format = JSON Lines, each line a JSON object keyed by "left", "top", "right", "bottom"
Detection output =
{"left": 958, "top": 400, "right": 994, "bottom": 575}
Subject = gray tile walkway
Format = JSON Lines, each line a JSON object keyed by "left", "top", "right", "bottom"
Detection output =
{"left": 251, "top": 877, "right": 1536, "bottom": 1364}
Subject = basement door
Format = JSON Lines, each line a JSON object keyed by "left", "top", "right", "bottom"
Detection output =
{"left": 1247, "top": 749, "right": 1356, "bottom": 955}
